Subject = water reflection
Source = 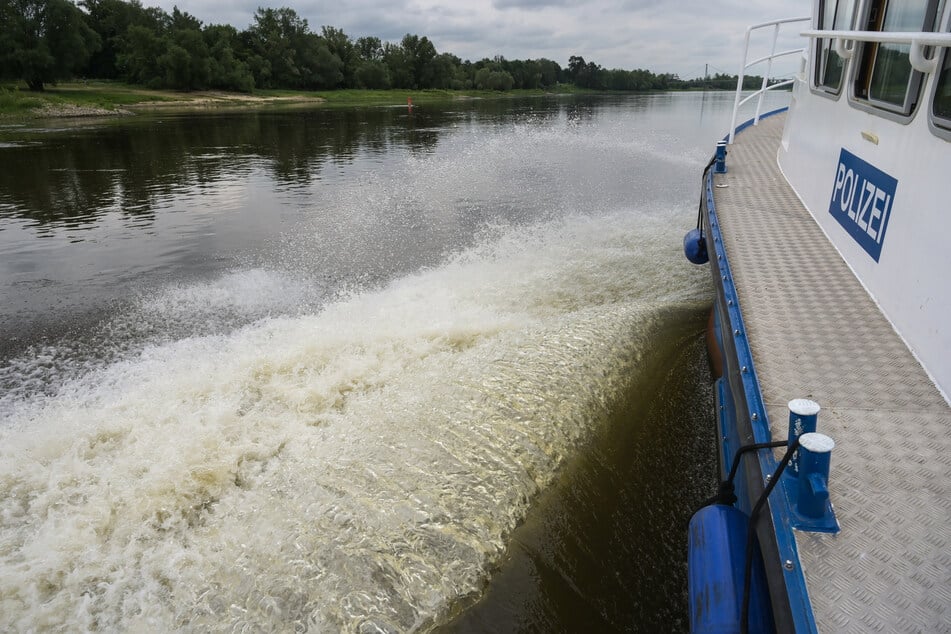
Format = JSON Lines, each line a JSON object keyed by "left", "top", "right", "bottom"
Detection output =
{"left": 0, "top": 107, "right": 447, "bottom": 228}
{"left": 0, "top": 92, "right": 788, "bottom": 360}
{"left": 0, "top": 93, "right": 732, "bottom": 233}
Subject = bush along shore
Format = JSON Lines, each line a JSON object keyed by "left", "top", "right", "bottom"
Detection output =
{"left": 0, "top": 81, "right": 597, "bottom": 119}
{"left": 0, "top": 82, "right": 319, "bottom": 118}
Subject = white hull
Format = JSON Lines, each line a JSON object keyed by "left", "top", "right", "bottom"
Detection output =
{"left": 778, "top": 63, "right": 950, "bottom": 401}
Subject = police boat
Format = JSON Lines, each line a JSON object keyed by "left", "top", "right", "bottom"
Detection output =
{"left": 684, "top": 2, "right": 951, "bottom": 632}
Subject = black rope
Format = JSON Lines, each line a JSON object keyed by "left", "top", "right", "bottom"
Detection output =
{"left": 693, "top": 440, "right": 787, "bottom": 513}
{"left": 726, "top": 440, "right": 787, "bottom": 491}
{"left": 740, "top": 438, "right": 800, "bottom": 634}
{"left": 696, "top": 153, "right": 717, "bottom": 234}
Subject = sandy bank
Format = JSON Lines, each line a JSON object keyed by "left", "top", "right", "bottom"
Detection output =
{"left": 25, "top": 91, "right": 327, "bottom": 119}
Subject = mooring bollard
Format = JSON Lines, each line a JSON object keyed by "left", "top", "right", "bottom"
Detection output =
{"left": 713, "top": 141, "right": 728, "bottom": 174}
{"left": 796, "top": 432, "right": 834, "bottom": 518}
{"left": 787, "top": 398, "right": 820, "bottom": 478}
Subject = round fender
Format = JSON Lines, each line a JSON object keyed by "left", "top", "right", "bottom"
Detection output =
{"left": 683, "top": 228, "right": 709, "bottom": 265}
{"left": 687, "top": 504, "right": 773, "bottom": 633}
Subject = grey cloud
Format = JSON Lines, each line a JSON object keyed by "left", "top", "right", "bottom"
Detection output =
{"left": 616, "top": 0, "right": 665, "bottom": 9}
{"left": 150, "top": 0, "right": 811, "bottom": 78}
{"left": 491, "top": 0, "right": 574, "bottom": 9}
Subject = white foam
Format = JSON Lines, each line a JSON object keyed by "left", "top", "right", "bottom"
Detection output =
{"left": 0, "top": 212, "right": 709, "bottom": 631}
{"left": 0, "top": 270, "right": 324, "bottom": 418}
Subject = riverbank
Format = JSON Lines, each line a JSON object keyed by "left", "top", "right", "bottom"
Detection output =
{"left": 0, "top": 81, "right": 587, "bottom": 119}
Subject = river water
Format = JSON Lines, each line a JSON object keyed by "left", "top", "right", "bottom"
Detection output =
{"left": 0, "top": 91, "right": 787, "bottom": 632}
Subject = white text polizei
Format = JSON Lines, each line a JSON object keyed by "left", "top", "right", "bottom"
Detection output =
{"left": 831, "top": 163, "right": 891, "bottom": 244}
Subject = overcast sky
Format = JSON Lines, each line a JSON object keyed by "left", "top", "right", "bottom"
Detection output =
{"left": 151, "top": 0, "right": 813, "bottom": 79}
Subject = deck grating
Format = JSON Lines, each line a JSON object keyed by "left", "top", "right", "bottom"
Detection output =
{"left": 712, "top": 113, "right": 951, "bottom": 633}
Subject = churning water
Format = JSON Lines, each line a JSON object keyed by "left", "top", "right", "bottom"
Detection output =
{"left": 0, "top": 92, "right": 787, "bottom": 631}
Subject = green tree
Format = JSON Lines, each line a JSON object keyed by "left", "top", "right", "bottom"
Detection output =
{"left": 296, "top": 34, "right": 343, "bottom": 89}
{"left": 354, "top": 60, "right": 389, "bottom": 89}
{"left": 321, "top": 25, "right": 355, "bottom": 87}
{"left": 427, "top": 53, "right": 456, "bottom": 89}
{"left": 568, "top": 55, "right": 604, "bottom": 89}
{"left": 0, "top": 0, "right": 101, "bottom": 90}
{"left": 473, "top": 63, "right": 514, "bottom": 91}
{"left": 80, "top": 0, "right": 157, "bottom": 79}
{"left": 245, "top": 7, "right": 307, "bottom": 88}
{"left": 204, "top": 24, "right": 254, "bottom": 92}
{"left": 115, "top": 22, "right": 164, "bottom": 86}
{"left": 0, "top": 1, "right": 701, "bottom": 95}
{"left": 400, "top": 34, "right": 437, "bottom": 88}
{"left": 383, "top": 41, "right": 412, "bottom": 88}
{"left": 242, "top": 8, "right": 343, "bottom": 90}
{"left": 536, "top": 58, "right": 561, "bottom": 87}
{"left": 156, "top": 7, "right": 209, "bottom": 90}
{"left": 505, "top": 59, "right": 539, "bottom": 89}
{"left": 355, "top": 36, "right": 383, "bottom": 62}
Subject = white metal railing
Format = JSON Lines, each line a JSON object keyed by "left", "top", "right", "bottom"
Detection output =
{"left": 802, "top": 30, "right": 951, "bottom": 74}
{"left": 728, "top": 17, "right": 811, "bottom": 144}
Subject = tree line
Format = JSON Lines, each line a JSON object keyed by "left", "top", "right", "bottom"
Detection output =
{"left": 0, "top": 0, "right": 772, "bottom": 93}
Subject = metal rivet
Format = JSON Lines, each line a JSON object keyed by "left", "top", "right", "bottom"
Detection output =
{"left": 765, "top": 474, "right": 771, "bottom": 482}
{"left": 752, "top": 413, "right": 759, "bottom": 421}
{"left": 727, "top": 299, "right": 733, "bottom": 305}
{"left": 722, "top": 275, "right": 728, "bottom": 280}
{"left": 784, "top": 560, "right": 795, "bottom": 571}
{"left": 734, "top": 329, "right": 741, "bottom": 336}
{"left": 741, "top": 366, "right": 748, "bottom": 373}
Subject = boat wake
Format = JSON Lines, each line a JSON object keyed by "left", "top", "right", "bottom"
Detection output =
{"left": 0, "top": 211, "right": 709, "bottom": 631}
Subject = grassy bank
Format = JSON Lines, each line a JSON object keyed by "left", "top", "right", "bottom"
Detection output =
{"left": 0, "top": 81, "right": 588, "bottom": 119}
{"left": 293, "top": 86, "right": 585, "bottom": 107}
{"left": 0, "top": 81, "right": 177, "bottom": 117}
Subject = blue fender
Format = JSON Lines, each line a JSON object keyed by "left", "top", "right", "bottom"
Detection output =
{"left": 688, "top": 504, "right": 773, "bottom": 633}
{"left": 684, "top": 228, "right": 709, "bottom": 265}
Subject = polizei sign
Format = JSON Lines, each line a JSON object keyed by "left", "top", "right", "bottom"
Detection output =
{"left": 829, "top": 148, "right": 898, "bottom": 262}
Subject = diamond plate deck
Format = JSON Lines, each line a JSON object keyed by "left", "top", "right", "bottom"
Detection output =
{"left": 712, "top": 113, "right": 951, "bottom": 633}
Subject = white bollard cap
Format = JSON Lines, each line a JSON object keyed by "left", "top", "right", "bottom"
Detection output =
{"left": 788, "top": 399, "right": 821, "bottom": 416}
{"left": 799, "top": 432, "right": 834, "bottom": 453}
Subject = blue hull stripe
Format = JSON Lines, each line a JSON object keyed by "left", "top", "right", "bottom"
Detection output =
{"left": 702, "top": 107, "right": 819, "bottom": 634}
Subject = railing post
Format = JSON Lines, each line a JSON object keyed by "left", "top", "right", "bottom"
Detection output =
{"left": 755, "top": 22, "right": 781, "bottom": 125}
{"left": 729, "top": 27, "right": 753, "bottom": 144}
{"left": 728, "top": 17, "right": 810, "bottom": 145}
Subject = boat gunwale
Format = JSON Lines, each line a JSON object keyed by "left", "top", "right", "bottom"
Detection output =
{"left": 700, "top": 107, "right": 819, "bottom": 634}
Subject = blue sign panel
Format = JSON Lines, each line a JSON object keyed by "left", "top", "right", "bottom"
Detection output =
{"left": 828, "top": 149, "right": 898, "bottom": 262}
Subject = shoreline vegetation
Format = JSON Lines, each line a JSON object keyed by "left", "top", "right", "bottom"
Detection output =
{"left": 0, "top": 81, "right": 751, "bottom": 121}
{"left": 0, "top": 81, "right": 597, "bottom": 120}
{"left": 1, "top": 0, "right": 777, "bottom": 120}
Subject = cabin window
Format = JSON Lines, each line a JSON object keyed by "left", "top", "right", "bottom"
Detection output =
{"left": 815, "top": 0, "right": 856, "bottom": 92}
{"left": 933, "top": 48, "right": 951, "bottom": 126}
{"left": 854, "top": 0, "right": 941, "bottom": 115}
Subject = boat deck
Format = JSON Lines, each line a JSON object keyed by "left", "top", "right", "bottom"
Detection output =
{"left": 712, "top": 113, "right": 951, "bottom": 632}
